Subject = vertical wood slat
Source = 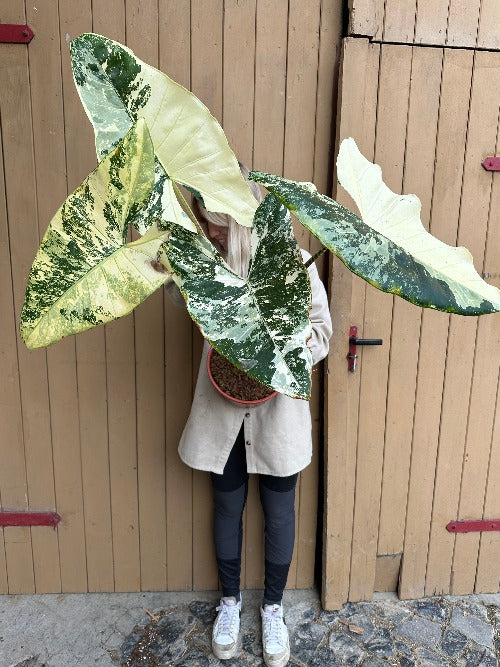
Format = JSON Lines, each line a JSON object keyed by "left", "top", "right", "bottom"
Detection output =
{"left": 382, "top": 0, "right": 417, "bottom": 43}
{"left": 283, "top": 0, "right": 322, "bottom": 589}
{"left": 349, "top": 44, "right": 413, "bottom": 602}
{"left": 1, "top": 0, "right": 57, "bottom": 594}
{"left": 160, "top": 0, "right": 194, "bottom": 593}
{"left": 0, "top": 92, "right": 26, "bottom": 595}
{"left": 425, "top": 50, "right": 499, "bottom": 596}
{"left": 125, "top": 0, "right": 167, "bottom": 592}
{"left": 347, "top": 0, "right": 384, "bottom": 39}
{"left": 477, "top": 0, "right": 500, "bottom": 50}
{"left": 377, "top": 47, "right": 442, "bottom": 559}
{"left": 223, "top": 0, "right": 257, "bottom": 590}
{"left": 190, "top": 0, "right": 224, "bottom": 591}
{"left": 323, "top": 37, "right": 379, "bottom": 610}
{"left": 26, "top": 0, "right": 88, "bottom": 593}
{"left": 246, "top": 0, "right": 288, "bottom": 591}
{"left": 399, "top": 49, "right": 475, "bottom": 600}
{"left": 93, "top": 2, "right": 141, "bottom": 593}
{"left": 446, "top": 0, "right": 481, "bottom": 47}
{"left": 474, "top": 100, "right": 500, "bottom": 592}
{"left": 59, "top": 0, "right": 114, "bottom": 593}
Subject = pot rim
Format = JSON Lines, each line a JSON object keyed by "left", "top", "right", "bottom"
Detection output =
{"left": 207, "top": 347, "right": 278, "bottom": 406}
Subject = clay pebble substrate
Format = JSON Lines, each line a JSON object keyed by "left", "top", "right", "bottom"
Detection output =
{"left": 210, "top": 349, "right": 275, "bottom": 402}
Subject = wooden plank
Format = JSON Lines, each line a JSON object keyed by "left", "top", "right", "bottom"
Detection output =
{"left": 446, "top": 0, "right": 481, "bottom": 47}
{"left": 223, "top": 0, "right": 257, "bottom": 591}
{"left": 378, "top": 47, "right": 442, "bottom": 559}
{"left": 1, "top": 0, "right": 59, "bottom": 594}
{"left": 92, "top": 1, "right": 139, "bottom": 594}
{"left": 477, "top": 0, "right": 500, "bottom": 50}
{"left": 382, "top": 0, "right": 417, "bottom": 43}
{"left": 190, "top": 0, "right": 223, "bottom": 591}
{"left": 283, "top": 0, "right": 321, "bottom": 251}
{"left": 59, "top": 0, "right": 115, "bottom": 593}
{"left": 475, "top": 373, "right": 500, "bottom": 592}
{"left": 348, "top": 0, "right": 384, "bottom": 39}
{"left": 0, "top": 83, "right": 30, "bottom": 595}
{"left": 425, "top": 50, "right": 499, "bottom": 597}
{"left": 26, "top": 0, "right": 87, "bottom": 593}
{"left": 374, "top": 554, "right": 401, "bottom": 592}
{"left": 322, "top": 37, "right": 379, "bottom": 610}
{"left": 159, "top": 0, "right": 194, "bottom": 592}
{"left": 349, "top": 44, "right": 413, "bottom": 602}
{"left": 283, "top": 0, "right": 322, "bottom": 589}
{"left": 125, "top": 0, "right": 167, "bottom": 592}
{"left": 399, "top": 49, "right": 474, "bottom": 600}
{"left": 414, "top": 0, "right": 449, "bottom": 46}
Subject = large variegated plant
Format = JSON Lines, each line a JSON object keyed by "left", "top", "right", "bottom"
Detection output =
{"left": 20, "top": 33, "right": 500, "bottom": 400}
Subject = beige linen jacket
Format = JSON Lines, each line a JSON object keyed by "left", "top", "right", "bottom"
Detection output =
{"left": 178, "top": 249, "right": 332, "bottom": 476}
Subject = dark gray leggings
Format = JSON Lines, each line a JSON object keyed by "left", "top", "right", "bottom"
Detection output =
{"left": 210, "top": 426, "right": 298, "bottom": 605}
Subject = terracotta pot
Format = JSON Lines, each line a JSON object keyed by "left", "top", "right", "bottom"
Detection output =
{"left": 207, "top": 347, "right": 278, "bottom": 406}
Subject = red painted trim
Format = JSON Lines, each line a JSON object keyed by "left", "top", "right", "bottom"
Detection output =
{"left": 446, "top": 519, "right": 500, "bottom": 533}
{"left": 0, "top": 511, "right": 60, "bottom": 529}
{"left": 482, "top": 157, "right": 500, "bottom": 171}
{"left": 0, "top": 24, "right": 35, "bottom": 44}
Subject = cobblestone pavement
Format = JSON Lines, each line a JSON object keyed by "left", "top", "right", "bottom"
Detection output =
{"left": 2, "top": 590, "right": 499, "bottom": 666}
{"left": 119, "top": 591, "right": 500, "bottom": 667}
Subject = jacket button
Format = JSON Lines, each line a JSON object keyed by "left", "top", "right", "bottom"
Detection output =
{"left": 245, "top": 440, "right": 251, "bottom": 446}
{"left": 245, "top": 412, "right": 250, "bottom": 418}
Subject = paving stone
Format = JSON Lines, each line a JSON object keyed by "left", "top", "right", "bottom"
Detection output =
{"left": 329, "top": 631, "right": 365, "bottom": 665}
{"left": 399, "top": 657, "right": 415, "bottom": 667}
{"left": 175, "top": 647, "right": 210, "bottom": 666}
{"left": 394, "top": 615, "right": 442, "bottom": 649}
{"left": 309, "top": 647, "right": 344, "bottom": 667}
{"left": 415, "top": 647, "right": 448, "bottom": 665}
{"left": 360, "top": 657, "right": 388, "bottom": 666}
{"left": 459, "top": 600, "right": 489, "bottom": 620}
{"left": 339, "top": 613, "right": 376, "bottom": 642}
{"left": 362, "top": 627, "right": 395, "bottom": 658}
{"left": 455, "top": 645, "right": 497, "bottom": 667}
{"left": 395, "top": 640, "right": 414, "bottom": 660}
{"left": 188, "top": 600, "right": 216, "bottom": 626}
{"left": 439, "top": 627, "right": 468, "bottom": 657}
{"left": 406, "top": 598, "right": 449, "bottom": 623}
{"left": 357, "top": 600, "right": 412, "bottom": 627}
{"left": 290, "top": 621, "right": 328, "bottom": 663}
{"left": 450, "top": 607, "right": 494, "bottom": 649}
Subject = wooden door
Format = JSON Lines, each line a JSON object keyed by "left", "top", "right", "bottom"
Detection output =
{"left": 323, "top": 38, "right": 500, "bottom": 609}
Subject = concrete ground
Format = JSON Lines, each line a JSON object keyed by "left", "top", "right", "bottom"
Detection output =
{"left": 0, "top": 588, "right": 499, "bottom": 666}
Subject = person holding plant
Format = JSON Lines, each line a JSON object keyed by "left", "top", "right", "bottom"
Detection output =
{"left": 175, "top": 166, "right": 332, "bottom": 667}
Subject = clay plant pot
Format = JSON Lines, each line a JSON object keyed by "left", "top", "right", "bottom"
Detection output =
{"left": 207, "top": 347, "right": 278, "bottom": 406}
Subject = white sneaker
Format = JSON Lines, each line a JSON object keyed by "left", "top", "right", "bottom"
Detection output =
{"left": 260, "top": 602, "right": 291, "bottom": 667}
{"left": 211, "top": 593, "right": 242, "bottom": 660}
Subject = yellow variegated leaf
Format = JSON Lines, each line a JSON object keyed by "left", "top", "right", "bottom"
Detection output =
{"left": 70, "top": 33, "right": 258, "bottom": 229}
{"left": 21, "top": 119, "right": 170, "bottom": 349}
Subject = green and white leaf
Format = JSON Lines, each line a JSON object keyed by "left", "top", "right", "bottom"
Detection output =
{"left": 70, "top": 32, "right": 258, "bottom": 231}
{"left": 21, "top": 118, "right": 170, "bottom": 349}
{"left": 162, "top": 194, "right": 313, "bottom": 399}
{"left": 250, "top": 141, "right": 500, "bottom": 316}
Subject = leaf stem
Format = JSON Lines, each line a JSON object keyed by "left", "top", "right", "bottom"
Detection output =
{"left": 172, "top": 181, "right": 206, "bottom": 236}
{"left": 304, "top": 247, "right": 327, "bottom": 268}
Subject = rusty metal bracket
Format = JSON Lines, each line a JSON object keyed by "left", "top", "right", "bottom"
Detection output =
{"left": 446, "top": 519, "right": 500, "bottom": 533}
{"left": 482, "top": 157, "right": 500, "bottom": 171}
{"left": 0, "top": 24, "right": 35, "bottom": 44}
{"left": 0, "top": 511, "right": 61, "bottom": 529}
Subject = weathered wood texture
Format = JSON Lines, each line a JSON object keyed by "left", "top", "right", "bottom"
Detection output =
{"left": 348, "top": 0, "right": 500, "bottom": 50}
{"left": 323, "top": 37, "right": 500, "bottom": 609}
{"left": 0, "top": 0, "right": 341, "bottom": 594}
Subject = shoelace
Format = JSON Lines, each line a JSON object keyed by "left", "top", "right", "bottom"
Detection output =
{"left": 215, "top": 602, "right": 239, "bottom": 636}
{"left": 262, "top": 607, "right": 286, "bottom": 647}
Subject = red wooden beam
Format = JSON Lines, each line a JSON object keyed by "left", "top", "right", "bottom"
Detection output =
{"left": 0, "top": 511, "right": 60, "bottom": 529}
{"left": 446, "top": 519, "right": 500, "bottom": 533}
{"left": 0, "top": 24, "right": 35, "bottom": 44}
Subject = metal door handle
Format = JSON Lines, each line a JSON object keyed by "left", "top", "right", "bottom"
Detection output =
{"left": 347, "top": 326, "right": 383, "bottom": 372}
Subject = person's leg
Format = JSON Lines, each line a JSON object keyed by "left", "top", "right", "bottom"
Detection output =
{"left": 258, "top": 473, "right": 298, "bottom": 606}
{"left": 210, "top": 425, "right": 249, "bottom": 599}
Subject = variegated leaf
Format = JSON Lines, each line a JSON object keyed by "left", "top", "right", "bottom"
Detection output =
{"left": 250, "top": 142, "right": 500, "bottom": 315}
{"left": 70, "top": 33, "right": 258, "bottom": 231}
{"left": 162, "top": 195, "right": 313, "bottom": 399}
{"left": 21, "top": 119, "right": 169, "bottom": 349}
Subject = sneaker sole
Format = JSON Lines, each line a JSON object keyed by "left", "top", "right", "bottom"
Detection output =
{"left": 212, "top": 637, "right": 240, "bottom": 660}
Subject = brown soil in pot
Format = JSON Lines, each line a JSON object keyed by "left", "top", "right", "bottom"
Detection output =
{"left": 209, "top": 349, "right": 275, "bottom": 402}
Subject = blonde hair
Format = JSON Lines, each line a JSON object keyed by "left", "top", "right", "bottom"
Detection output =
{"left": 192, "top": 163, "right": 263, "bottom": 278}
